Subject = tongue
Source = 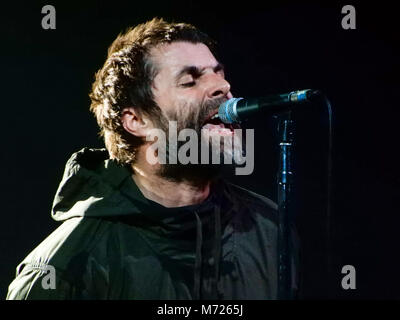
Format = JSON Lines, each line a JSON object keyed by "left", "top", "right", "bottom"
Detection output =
{"left": 202, "top": 123, "right": 234, "bottom": 135}
{"left": 202, "top": 123, "right": 225, "bottom": 130}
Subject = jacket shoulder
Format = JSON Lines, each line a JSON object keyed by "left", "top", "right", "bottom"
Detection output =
{"left": 7, "top": 217, "right": 110, "bottom": 299}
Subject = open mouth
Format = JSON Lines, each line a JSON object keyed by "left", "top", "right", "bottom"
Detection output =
{"left": 201, "top": 113, "right": 239, "bottom": 133}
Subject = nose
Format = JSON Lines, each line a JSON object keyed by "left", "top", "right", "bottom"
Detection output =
{"left": 205, "top": 74, "right": 231, "bottom": 100}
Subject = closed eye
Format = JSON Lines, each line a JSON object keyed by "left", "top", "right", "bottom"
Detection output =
{"left": 180, "top": 81, "right": 196, "bottom": 88}
{"left": 176, "top": 63, "right": 225, "bottom": 88}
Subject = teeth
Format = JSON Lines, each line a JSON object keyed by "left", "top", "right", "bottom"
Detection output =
{"left": 211, "top": 114, "right": 219, "bottom": 119}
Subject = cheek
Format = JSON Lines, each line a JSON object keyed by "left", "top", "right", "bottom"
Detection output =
{"left": 152, "top": 82, "right": 202, "bottom": 119}
{"left": 151, "top": 75, "right": 175, "bottom": 109}
{"left": 172, "top": 99, "right": 197, "bottom": 122}
{"left": 152, "top": 90, "right": 176, "bottom": 118}
{"left": 169, "top": 95, "right": 201, "bottom": 119}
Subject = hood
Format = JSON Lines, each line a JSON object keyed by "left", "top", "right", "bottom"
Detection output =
{"left": 52, "top": 147, "right": 234, "bottom": 299}
{"left": 52, "top": 148, "right": 143, "bottom": 221}
{"left": 51, "top": 148, "right": 233, "bottom": 231}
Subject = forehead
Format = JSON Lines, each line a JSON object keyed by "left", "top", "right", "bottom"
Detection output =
{"left": 150, "top": 41, "right": 218, "bottom": 75}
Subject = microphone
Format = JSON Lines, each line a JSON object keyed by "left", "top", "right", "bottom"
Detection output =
{"left": 218, "top": 89, "right": 321, "bottom": 124}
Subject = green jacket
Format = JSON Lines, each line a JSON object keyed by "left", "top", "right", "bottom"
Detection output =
{"left": 7, "top": 148, "right": 295, "bottom": 300}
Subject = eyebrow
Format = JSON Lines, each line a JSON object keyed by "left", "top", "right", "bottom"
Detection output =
{"left": 174, "top": 62, "right": 225, "bottom": 82}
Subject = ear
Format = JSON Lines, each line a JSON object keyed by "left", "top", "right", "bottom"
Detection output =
{"left": 121, "top": 107, "right": 151, "bottom": 138}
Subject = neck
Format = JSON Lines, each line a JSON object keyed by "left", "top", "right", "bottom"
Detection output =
{"left": 131, "top": 150, "right": 211, "bottom": 208}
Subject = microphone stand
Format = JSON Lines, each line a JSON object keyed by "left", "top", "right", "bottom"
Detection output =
{"left": 277, "top": 111, "right": 294, "bottom": 300}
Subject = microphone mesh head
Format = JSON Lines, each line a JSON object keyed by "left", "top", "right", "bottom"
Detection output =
{"left": 218, "top": 98, "right": 242, "bottom": 124}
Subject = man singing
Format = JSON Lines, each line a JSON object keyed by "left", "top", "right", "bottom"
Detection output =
{"left": 7, "top": 18, "right": 298, "bottom": 299}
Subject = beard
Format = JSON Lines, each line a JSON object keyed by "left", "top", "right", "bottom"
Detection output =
{"left": 149, "top": 97, "right": 241, "bottom": 185}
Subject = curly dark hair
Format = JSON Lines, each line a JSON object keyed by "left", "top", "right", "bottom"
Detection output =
{"left": 89, "top": 17, "right": 216, "bottom": 164}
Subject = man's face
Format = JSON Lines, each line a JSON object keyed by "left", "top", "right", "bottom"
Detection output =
{"left": 150, "top": 41, "right": 233, "bottom": 131}
{"left": 146, "top": 41, "right": 240, "bottom": 182}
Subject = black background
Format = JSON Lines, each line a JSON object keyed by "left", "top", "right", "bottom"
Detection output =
{"left": 1, "top": 0, "right": 399, "bottom": 299}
